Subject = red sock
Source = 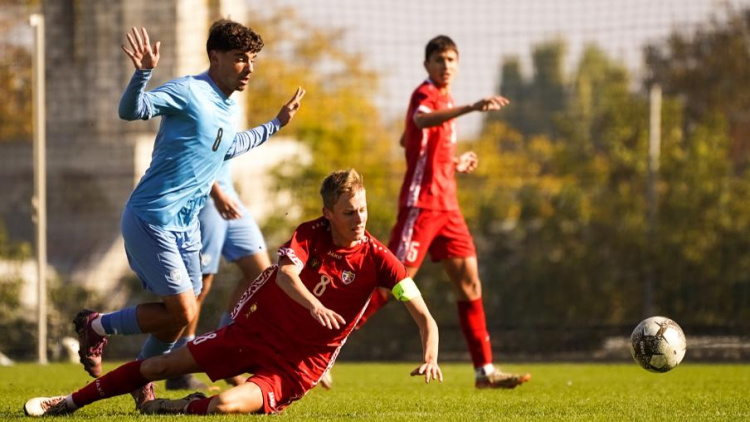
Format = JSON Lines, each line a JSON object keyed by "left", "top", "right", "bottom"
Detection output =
{"left": 71, "top": 360, "right": 148, "bottom": 407}
{"left": 355, "top": 289, "right": 390, "bottom": 329}
{"left": 186, "top": 396, "right": 213, "bottom": 414}
{"left": 457, "top": 298, "right": 493, "bottom": 367}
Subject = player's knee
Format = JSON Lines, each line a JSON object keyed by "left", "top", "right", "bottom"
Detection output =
{"left": 457, "top": 277, "right": 482, "bottom": 300}
{"left": 169, "top": 303, "right": 197, "bottom": 327}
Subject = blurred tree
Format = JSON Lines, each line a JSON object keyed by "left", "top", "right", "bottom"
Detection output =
{"left": 645, "top": 8, "right": 750, "bottom": 172}
{"left": 0, "top": 0, "right": 37, "bottom": 143}
{"left": 488, "top": 41, "right": 567, "bottom": 139}
{"left": 242, "top": 8, "right": 403, "bottom": 246}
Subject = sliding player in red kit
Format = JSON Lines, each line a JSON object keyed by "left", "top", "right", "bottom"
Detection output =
{"left": 23, "top": 169, "right": 441, "bottom": 416}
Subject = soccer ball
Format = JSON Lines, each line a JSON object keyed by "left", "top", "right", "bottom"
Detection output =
{"left": 629, "top": 316, "right": 686, "bottom": 373}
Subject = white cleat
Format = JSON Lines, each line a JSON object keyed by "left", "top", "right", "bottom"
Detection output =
{"left": 23, "top": 396, "right": 73, "bottom": 417}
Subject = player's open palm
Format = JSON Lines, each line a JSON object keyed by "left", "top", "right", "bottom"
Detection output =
{"left": 310, "top": 304, "right": 345, "bottom": 330}
{"left": 277, "top": 87, "right": 306, "bottom": 127}
{"left": 410, "top": 361, "right": 443, "bottom": 383}
{"left": 121, "top": 27, "right": 160, "bottom": 70}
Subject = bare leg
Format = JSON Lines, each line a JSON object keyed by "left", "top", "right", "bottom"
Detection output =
{"left": 136, "top": 291, "right": 199, "bottom": 342}
{"left": 207, "top": 381, "right": 265, "bottom": 414}
{"left": 441, "top": 256, "right": 481, "bottom": 301}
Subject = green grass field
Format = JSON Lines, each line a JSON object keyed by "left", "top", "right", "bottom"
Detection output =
{"left": 1, "top": 362, "right": 748, "bottom": 421}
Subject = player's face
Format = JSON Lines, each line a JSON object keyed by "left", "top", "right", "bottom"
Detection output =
{"left": 424, "top": 49, "right": 458, "bottom": 89}
{"left": 209, "top": 49, "right": 256, "bottom": 96}
{"left": 323, "top": 188, "right": 368, "bottom": 248}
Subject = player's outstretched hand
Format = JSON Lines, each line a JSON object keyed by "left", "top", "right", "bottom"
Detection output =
{"left": 410, "top": 361, "right": 443, "bottom": 384}
{"left": 121, "top": 27, "right": 160, "bottom": 70}
{"left": 213, "top": 192, "right": 242, "bottom": 220}
{"left": 471, "top": 95, "right": 509, "bottom": 112}
{"left": 310, "top": 305, "right": 345, "bottom": 330}
{"left": 455, "top": 151, "right": 478, "bottom": 173}
{"left": 277, "top": 87, "right": 306, "bottom": 127}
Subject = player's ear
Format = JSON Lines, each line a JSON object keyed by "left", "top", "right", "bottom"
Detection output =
{"left": 322, "top": 206, "right": 331, "bottom": 220}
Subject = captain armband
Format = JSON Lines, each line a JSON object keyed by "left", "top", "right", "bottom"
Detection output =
{"left": 391, "top": 277, "right": 421, "bottom": 302}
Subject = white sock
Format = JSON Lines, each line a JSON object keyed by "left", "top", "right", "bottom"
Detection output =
{"left": 91, "top": 316, "right": 106, "bottom": 336}
{"left": 64, "top": 395, "right": 78, "bottom": 410}
{"left": 475, "top": 364, "right": 496, "bottom": 377}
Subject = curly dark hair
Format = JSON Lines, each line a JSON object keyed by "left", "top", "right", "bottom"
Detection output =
{"left": 425, "top": 35, "right": 458, "bottom": 62}
{"left": 206, "top": 19, "right": 264, "bottom": 55}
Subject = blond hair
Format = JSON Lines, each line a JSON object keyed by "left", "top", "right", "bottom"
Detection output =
{"left": 320, "top": 169, "right": 364, "bottom": 209}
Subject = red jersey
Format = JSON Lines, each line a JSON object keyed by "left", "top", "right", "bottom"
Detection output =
{"left": 398, "top": 79, "right": 459, "bottom": 210}
{"left": 230, "top": 217, "right": 409, "bottom": 386}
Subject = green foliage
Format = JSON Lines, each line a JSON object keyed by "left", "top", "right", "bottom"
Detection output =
{"left": 245, "top": 8, "right": 403, "bottom": 245}
{"left": 472, "top": 9, "right": 750, "bottom": 329}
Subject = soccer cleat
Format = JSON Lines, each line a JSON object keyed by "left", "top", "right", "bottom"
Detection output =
{"left": 475, "top": 371, "right": 531, "bottom": 389}
{"left": 130, "top": 382, "right": 155, "bottom": 411}
{"left": 140, "top": 392, "right": 207, "bottom": 415}
{"left": 165, "top": 374, "right": 209, "bottom": 391}
{"left": 319, "top": 370, "right": 333, "bottom": 389}
{"left": 73, "top": 309, "right": 108, "bottom": 377}
{"left": 23, "top": 396, "right": 74, "bottom": 417}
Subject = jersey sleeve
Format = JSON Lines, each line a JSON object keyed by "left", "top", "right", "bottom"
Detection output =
{"left": 374, "top": 244, "right": 410, "bottom": 290}
{"left": 277, "top": 222, "right": 313, "bottom": 270}
{"left": 119, "top": 70, "right": 189, "bottom": 121}
{"left": 411, "top": 88, "right": 435, "bottom": 120}
{"left": 224, "top": 118, "right": 282, "bottom": 160}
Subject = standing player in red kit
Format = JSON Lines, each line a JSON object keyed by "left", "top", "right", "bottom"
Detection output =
{"left": 361, "top": 35, "right": 530, "bottom": 389}
{"left": 23, "top": 169, "right": 442, "bottom": 416}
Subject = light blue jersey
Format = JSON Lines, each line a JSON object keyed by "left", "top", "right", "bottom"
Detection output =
{"left": 119, "top": 69, "right": 280, "bottom": 231}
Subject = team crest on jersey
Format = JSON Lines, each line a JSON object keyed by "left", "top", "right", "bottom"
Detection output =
{"left": 341, "top": 270, "right": 356, "bottom": 285}
{"left": 308, "top": 256, "right": 321, "bottom": 269}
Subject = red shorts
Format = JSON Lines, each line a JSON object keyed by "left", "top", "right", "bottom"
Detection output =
{"left": 388, "top": 207, "right": 476, "bottom": 268}
{"left": 187, "top": 324, "right": 307, "bottom": 414}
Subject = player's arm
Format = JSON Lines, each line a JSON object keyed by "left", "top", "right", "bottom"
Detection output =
{"left": 275, "top": 256, "right": 345, "bottom": 329}
{"left": 225, "top": 88, "right": 306, "bottom": 159}
{"left": 118, "top": 27, "right": 160, "bottom": 121}
{"left": 209, "top": 182, "right": 242, "bottom": 220}
{"left": 413, "top": 95, "right": 510, "bottom": 129}
{"left": 393, "top": 278, "right": 443, "bottom": 383}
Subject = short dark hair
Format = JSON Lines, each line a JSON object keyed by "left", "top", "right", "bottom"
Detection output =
{"left": 320, "top": 169, "right": 365, "bottom": 210}
{"left": 206, "top": 19, "right": 264, "bottom": 55}
{"left": 425, "top": 35, "right": 458, "bottom": 62}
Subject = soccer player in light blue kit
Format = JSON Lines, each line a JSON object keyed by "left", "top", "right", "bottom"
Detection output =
{"left": 165, "top": 161, "right": 272, "bottom": 390}
{"left": 71, "top": 20, "right": 305, "bottom": 409}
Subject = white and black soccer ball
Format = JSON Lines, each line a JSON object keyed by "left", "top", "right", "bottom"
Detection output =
{"left": 630, "top": 316, "right": 686, "bottom": 373}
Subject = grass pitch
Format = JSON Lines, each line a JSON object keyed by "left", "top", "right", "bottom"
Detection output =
{"left": 1, "top": 362, "right": 748, "bottom": 421}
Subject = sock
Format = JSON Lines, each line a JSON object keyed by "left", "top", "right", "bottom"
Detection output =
{"left": 218, "top": 312, "right": 233, "bottom": 328}
{"left": 172, "top": 335, "right": 195, "bottom": 351}
{"left": 355, "top": 289, "right": 390, "bottom": 329}
{"left": 475, "top": 363, "right": 496, "bottom": 377}
{"left": 101, "top": 306, "right": 141, "bottom": 335}
{"left": 90, "top": 316, "right": 106, "bottom": 336}
{"left": 186, "top": 396, "right": 213, "bottom": 414}
{"left": 137, "top": 335, "right": 176, "bottom": 360}
{"left": 64, "top": 395, "right": 78, "bottom": 411}
{"left": 71, "top": 360, "right": 148, "bottom": 407}
{"left": 457, "top": 298, "right": 493, "bottom": 368}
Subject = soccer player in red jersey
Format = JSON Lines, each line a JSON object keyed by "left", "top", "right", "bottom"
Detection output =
{"left": 361, "top": 35, "right": 530, "bottom": 389}
{"left": 23, "top": 169, "right": 442, "bottom": 417}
